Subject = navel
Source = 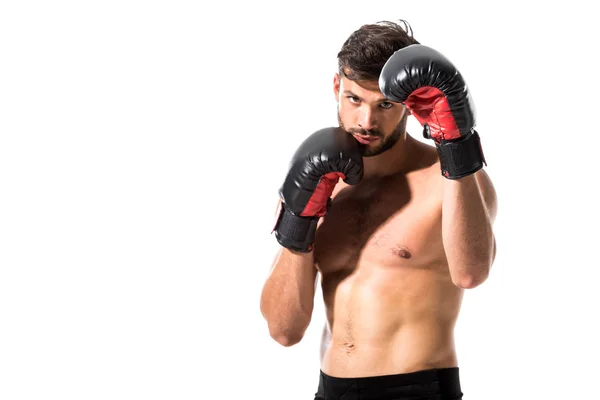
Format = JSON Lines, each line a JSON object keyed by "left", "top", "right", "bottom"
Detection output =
{"left": 342, "top": 342, "right": 355, "bottom": 354}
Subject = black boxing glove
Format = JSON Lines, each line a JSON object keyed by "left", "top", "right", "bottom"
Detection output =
{"left": 272, "top": 127, "right": 364, "bottom": 252}
{"left": 379, "top": 44, "right": 486, "bottom": 179}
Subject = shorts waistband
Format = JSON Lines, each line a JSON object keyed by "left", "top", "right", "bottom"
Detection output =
{"left": 320, "top": 367, "right": 460, "bottom": 391}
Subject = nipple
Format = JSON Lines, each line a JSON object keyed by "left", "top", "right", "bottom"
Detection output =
{"left": 393, "top": 246, "right": 412, "bottom": 259}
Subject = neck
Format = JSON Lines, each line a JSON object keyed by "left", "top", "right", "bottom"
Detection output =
{"left": 362, "top": 133, "right": 426, "bottom": 178}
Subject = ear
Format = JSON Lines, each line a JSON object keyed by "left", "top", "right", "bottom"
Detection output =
{"left": 333, "top": 73, "right": 341, "bottom": 101}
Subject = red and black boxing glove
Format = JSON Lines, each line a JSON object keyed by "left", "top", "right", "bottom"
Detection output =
{"left": 379, "top": 44, "right": 486, "bottom": 179}
{"left": 272, "top": 127, "right": 364, "bottom": 252}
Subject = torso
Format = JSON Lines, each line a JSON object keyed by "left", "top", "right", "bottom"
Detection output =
{"left": 313, "top": 146, "right": 463, "bottom": 378}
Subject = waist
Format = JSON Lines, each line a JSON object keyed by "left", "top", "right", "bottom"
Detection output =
{"left": 316, "top": 367, "right": 463, "bottom": 400}
{"left": 321, "top": 323, "right": 457, "bottom": 377}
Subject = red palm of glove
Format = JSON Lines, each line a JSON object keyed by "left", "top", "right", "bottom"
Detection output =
{"left": 300, "top": 172, "right": 345, "bottom": 217}
{"left": 404, "top": 87, "right": 462, "bottom": 143}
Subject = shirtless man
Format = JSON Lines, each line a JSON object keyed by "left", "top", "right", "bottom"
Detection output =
{"left": 260, "top": 20, "right": 497, "bottom": 400}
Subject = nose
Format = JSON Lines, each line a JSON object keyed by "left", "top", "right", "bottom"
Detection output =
{"left": 358, "top": 107, "right": 377, "bottom": 132}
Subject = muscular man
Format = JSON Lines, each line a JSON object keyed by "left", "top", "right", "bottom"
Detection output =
{"left": 260, "top": 20, "right": 497, "bottom": 400}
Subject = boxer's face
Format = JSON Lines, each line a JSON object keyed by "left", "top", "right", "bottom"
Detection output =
{"left": 334, "top": 72, "right": 408, "bottom": 157}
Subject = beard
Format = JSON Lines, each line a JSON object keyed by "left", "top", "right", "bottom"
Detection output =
{"left": 338, "top": 111, "right": 408, "bottom": 157}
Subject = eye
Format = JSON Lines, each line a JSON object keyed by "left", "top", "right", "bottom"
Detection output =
{"left": 380, "top": 101, "right": 394, "bottom": 109}
{"left": 347, "top": 96, "right": 360, "bottom": 104}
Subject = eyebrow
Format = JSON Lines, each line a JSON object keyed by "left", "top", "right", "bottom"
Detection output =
{"left": 342, "top": 90, "right": 390, "bottom": 103}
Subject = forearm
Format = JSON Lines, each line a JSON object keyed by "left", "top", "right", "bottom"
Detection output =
{"left": 260, "top": 248, "right": 318, "bottom": 345}
{"left": 442, "top": 172, "right": 495, "bottom": 288}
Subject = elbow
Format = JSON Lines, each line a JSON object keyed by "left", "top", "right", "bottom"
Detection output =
{"left": 260, "top": 301, "right": 312, "bottom": 347}
{"left": 262, "top": 311, "right": 309, "bottom": 347}
{"left": 269, "top": 327, "right": 305, "bottom": 347}
{"left": 452, "top": 266, "right": 490, "bottom": 289}
{"left": 271, "top": 332, "right": 304, "bottom": 347}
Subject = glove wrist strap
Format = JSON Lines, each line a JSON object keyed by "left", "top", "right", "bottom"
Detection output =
{"left": 436, "top": 130, "right": 486, "bottom": 179}
{"left": 273, "top": 203, "right": 319, "bottom": 253}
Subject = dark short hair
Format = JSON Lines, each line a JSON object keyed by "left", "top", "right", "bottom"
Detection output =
{"left": 337, "top": 20, "right": 420, "bottom": 81}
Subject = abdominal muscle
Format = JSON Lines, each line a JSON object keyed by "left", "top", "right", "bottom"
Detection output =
{"left": 319, "top": 264, "right": 463, "bottom": 378}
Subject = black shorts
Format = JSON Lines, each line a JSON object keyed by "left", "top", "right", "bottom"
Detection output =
{"left": 314, "top": 367, "right": 463, "bottom": 400}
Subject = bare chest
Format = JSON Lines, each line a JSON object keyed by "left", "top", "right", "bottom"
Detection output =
{"left": 314, "top": 171, "right": 444, "bottom": 276}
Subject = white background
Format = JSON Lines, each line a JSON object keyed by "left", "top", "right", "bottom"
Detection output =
{"left": 1, "top": 1, "right": 599, "bottom": 399}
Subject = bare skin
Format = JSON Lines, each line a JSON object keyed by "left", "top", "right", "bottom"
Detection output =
{"left": 260, "top": 72, "right": 497, "bottom": 378}
{"left": 316, "top": 141, "right": 461, "bottom": 377}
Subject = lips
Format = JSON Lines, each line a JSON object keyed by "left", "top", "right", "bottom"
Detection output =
{"left": 353, "top": 135, "right": 380, "bottom": 145}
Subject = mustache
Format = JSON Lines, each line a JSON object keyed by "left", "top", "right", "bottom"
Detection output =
{"left": 346, "top": 128, "right": 382, "bottom": 137}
